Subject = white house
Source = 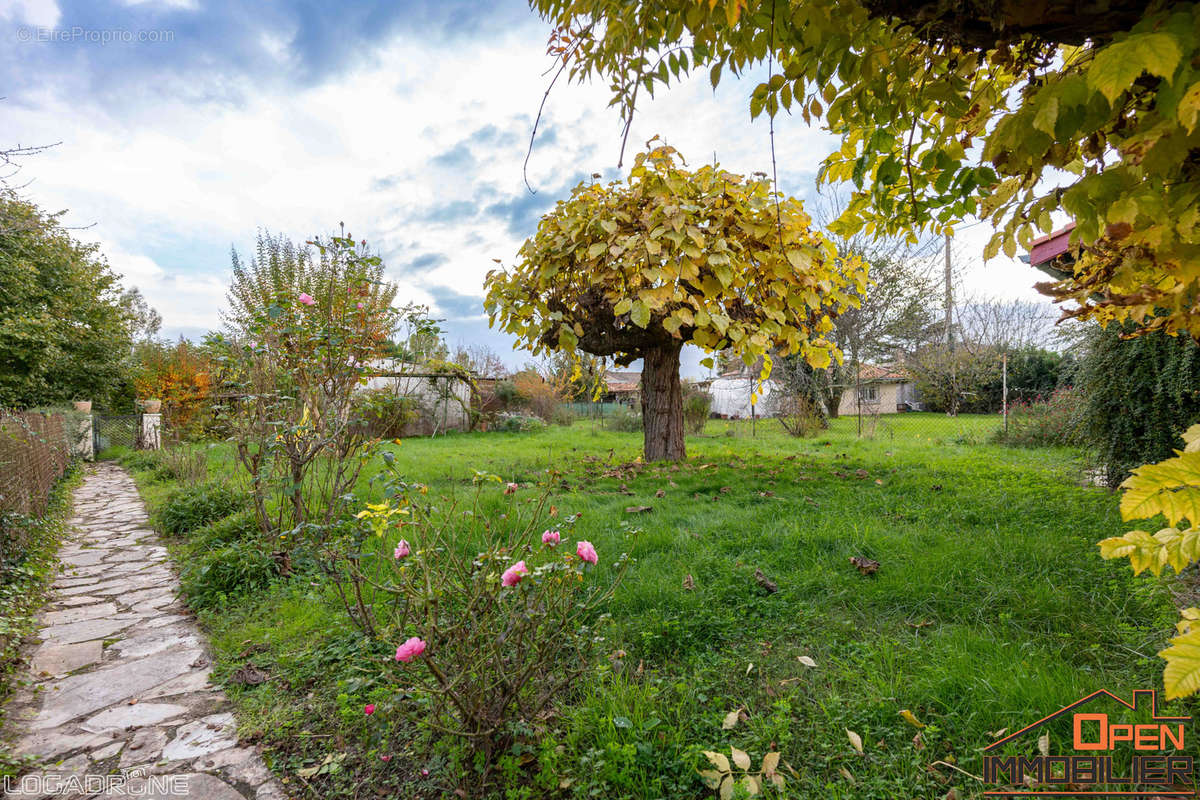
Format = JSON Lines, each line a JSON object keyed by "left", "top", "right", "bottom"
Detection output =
{"left": 836, "top": 364, "right": 921, "bottom": 415}
{"left": 361, "top": 359, "right": 473, "bottom": 433}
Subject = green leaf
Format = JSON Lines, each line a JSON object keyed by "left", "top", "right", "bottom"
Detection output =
{"left": 630, "top": 299, "right": 650, "bottom": 328}
{"left": 1032, "top": 96, "right": 1058, "bottom": 135}
{"left": 1087, "top": 32, "right": 1183, "bottom": 102}
{"left": 587, "top": 242, "right": 607, "bottom": 259}
{"left": 613, "top": 297, "right": 633, "bottom": 316}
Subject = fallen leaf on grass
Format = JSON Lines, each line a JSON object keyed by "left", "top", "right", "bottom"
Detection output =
{"left": 754, "top": 568, "right": 778, "bottom": 593}
{"left": 682, "top": 574, "right": 695, "bottom": 591}
{"left": 898, "top": 709, "right": 925, "bottom": 728}
{"left": 655, "top": 489, "right": 665, "bottom": 498}
{"left": 230, "top": 663, "right": 269, "bottom": 686}
{"left": 849, "top": 556, "right": 880, "bottom": 575}
{"left": 839, "top": 767, "right": 856, "bottom": 784}
{"left": 846, "top": 729, "right": 864, "bottom": 755}
{"left": 722, "top": 709, "right": 741, "bottom": 730}
{"left": 797, "top": 655, "right": 817, "bottom": 667}
{"left": 624, "top": 506, "right": 653, "bottom": 514}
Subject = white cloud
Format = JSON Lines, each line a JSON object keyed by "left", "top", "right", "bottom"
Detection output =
{"left": 0, "top": 0, "right": 59, "bottom": 27}
{"left": 0, "top": 8, "right": 1065, "bottom": 371}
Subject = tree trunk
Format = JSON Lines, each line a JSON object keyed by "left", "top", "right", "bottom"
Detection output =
{"left": 641, "top": 344, "right": 685, "bottom": 461}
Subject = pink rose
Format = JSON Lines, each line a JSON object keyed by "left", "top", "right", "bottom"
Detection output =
{"left": 356, "top": 302, "right": 364, "bottom": 309}
{"left": 576, "top": 540, "right": 598, "bottom": 565}
{"left": 501, "top": 560, "right": 529, "bottom": 587}
{"left": 298, "top": 292, "right": 315, "bottom": 306}
{"left": 394, "top": 540, "right": 410, "bottom": 560}
{"left": 541, "top": 529, "right": 560, "bottom": 547}
{"left": 364, "top": 704, "right": 375, "bottom": 715}
{"left": 395, "top": 636, "right": 426, "bottom": 663}
{"left": 380, "top": 755, "right": 391, "bottom": 762}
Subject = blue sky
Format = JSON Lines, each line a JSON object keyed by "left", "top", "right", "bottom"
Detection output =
{"left": 0, "top": 0, "right": 1053, "bottom": 375}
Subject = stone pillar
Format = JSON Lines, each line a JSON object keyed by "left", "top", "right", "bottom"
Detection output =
{"left": 139, "top": 413, "right": 162, "bottom": 450}
{"left": 74, "top": 414, "right": 95, "bottom": 461}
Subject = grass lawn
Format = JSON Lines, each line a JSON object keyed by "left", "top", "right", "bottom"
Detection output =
{"left": 121, "top": 414, "right": 1183, "bottom": 799}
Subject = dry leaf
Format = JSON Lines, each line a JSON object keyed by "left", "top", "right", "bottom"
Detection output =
{"left": 849, "top": 556, "right": 880, "bottom": 575}
{"left": 898, "top": 709, "right": 925, "bottom": 729}
{"left": 549, "top": 505, "right": 558, "bottom": 517}
{"left": 797, "top": 655, "right": 817, "bottom": 667}
{"left": 682, "top": 574, "right": 695, "bottom": 591}
{"left": 722, "top": 709, "right": 741, "bottom": 730}
{"left": 912, "top": 731, "right": 925, "bottom": 750}
{"left": 754, "top": 567, "right": 778, "bottom": 593}
{"left": 846, "top": 729, "right": 864, "bottom": 755}
{"left": 730, "top": 747, "right": 751, "bottom": 771}
{"left": 839, "top": 766, "right": 856, "bottom": 784}
{"left": 624, "top": 505, "right": 653, "bottom": 514}
{"left": 655, "top": 489, "right": 665, "bottom": 498}
{"left": 703, "top": 750, "right": 730, "bottom": 773}
{"left": 1037, "top": 731, "right": 1049, "bottom": 756}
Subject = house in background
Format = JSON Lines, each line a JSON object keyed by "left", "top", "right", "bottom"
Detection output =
{"left": 601, "top": 371, "right": 641, "bottom": 406}
{"left": 837, "top": 364, "right": 921, "bottom": 415}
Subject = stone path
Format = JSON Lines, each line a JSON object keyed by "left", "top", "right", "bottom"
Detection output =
{"left": 3, "top": 464, "right": 286, "bottom": 800}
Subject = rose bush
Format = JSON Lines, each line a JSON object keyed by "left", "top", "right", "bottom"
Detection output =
{"left": 351, "top": 463, "right": 630, "bottom": 786}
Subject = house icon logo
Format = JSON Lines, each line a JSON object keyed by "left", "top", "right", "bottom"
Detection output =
{"left": 982, "top": 689, "right": 1193, "bottom": 797}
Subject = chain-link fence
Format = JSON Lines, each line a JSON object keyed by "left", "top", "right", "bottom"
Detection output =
{"left": 0, "top": 410, "right": 71, "bottom": 566}
{"left": 93, "top": 413, "right": 142, "bottom": 453}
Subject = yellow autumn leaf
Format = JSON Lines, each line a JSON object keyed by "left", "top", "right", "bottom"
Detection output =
{"left": 1161, "top": 626, "right": 1200, "bottom": 699}
{"left": 898, "top": 709, "right": 925, "bottom": 729}
{"left": 846, "top": 729, "right": 864, "bottom": 755}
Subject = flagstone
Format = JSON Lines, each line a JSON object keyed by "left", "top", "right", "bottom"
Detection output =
{"left": 29, "top": 641, "right": 103, "bottom": 677}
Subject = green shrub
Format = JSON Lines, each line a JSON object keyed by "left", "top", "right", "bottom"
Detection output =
{"left": 682, "top": 389, "right": 711, "bottom": 434}
{"left": 194, "top": 510, "right": 260, "bottom": 547}
{"left": 118, "top": 449, "right": 161, "bottom": 473}
{"left": 995, "top": 387, "right": 1085, "bottom": 448}
{"left": 550, "top": 405, "right": 576, "bottom": 426}
{"left": 156, "top": 482, "right": 248, "bottom": 536}
{"left": 494, "top": 413, "right": 546, "bottom": 433}
{"left": 180, "top": 540, "right": 280, "bottom": 610}
{"left": 352, "top": 389, "right": 421, "bottom": 438}
{"left": 604, "top": 406, "right": 643, "bottom": 433}
{"left": 1074, "top": 323, "right": 1200, "bottom": 486}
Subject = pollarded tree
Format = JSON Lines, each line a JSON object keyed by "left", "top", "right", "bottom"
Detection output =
{"left": 485, "top": 145, "right": 866, "bottom": 461}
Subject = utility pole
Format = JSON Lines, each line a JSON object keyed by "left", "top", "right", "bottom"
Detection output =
{"left": 945, "top": 231, "right": 957, "bottom": 416}
{"left": 944, "top": 231, "right": 954, "bottom": 351}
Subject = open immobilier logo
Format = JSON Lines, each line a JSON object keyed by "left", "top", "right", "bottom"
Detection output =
{"left": 982, "top": 689, "right": 1193, "bottom": 797}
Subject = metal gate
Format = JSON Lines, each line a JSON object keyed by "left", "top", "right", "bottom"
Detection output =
{"left": 93, "top": 414, "right": 142, "bottom": 454}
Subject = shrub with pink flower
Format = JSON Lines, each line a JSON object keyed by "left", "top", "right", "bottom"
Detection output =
{"left": 364, "top": 704, "right": 375, "bottom": 715}
{"left": 576, "top": 540, "right": 598, "bottom": 565}
{"left": 395, "top": 636, "right": 426, "bottom": 663}
{"left": 298, "top": 292, "right": 315, "bottom": 306}
{"left": 394, "top": 539, "right": 410, "bottom": 560}
{"left": 348, "top": 467, "right": 630, "bottom": 787}
{"left": 501, "top": 560, "right": 529, "bottom": 586}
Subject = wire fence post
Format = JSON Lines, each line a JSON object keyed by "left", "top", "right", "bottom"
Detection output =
{"left": 1002, "top": 351, "right": 1009, "bottom": 436}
